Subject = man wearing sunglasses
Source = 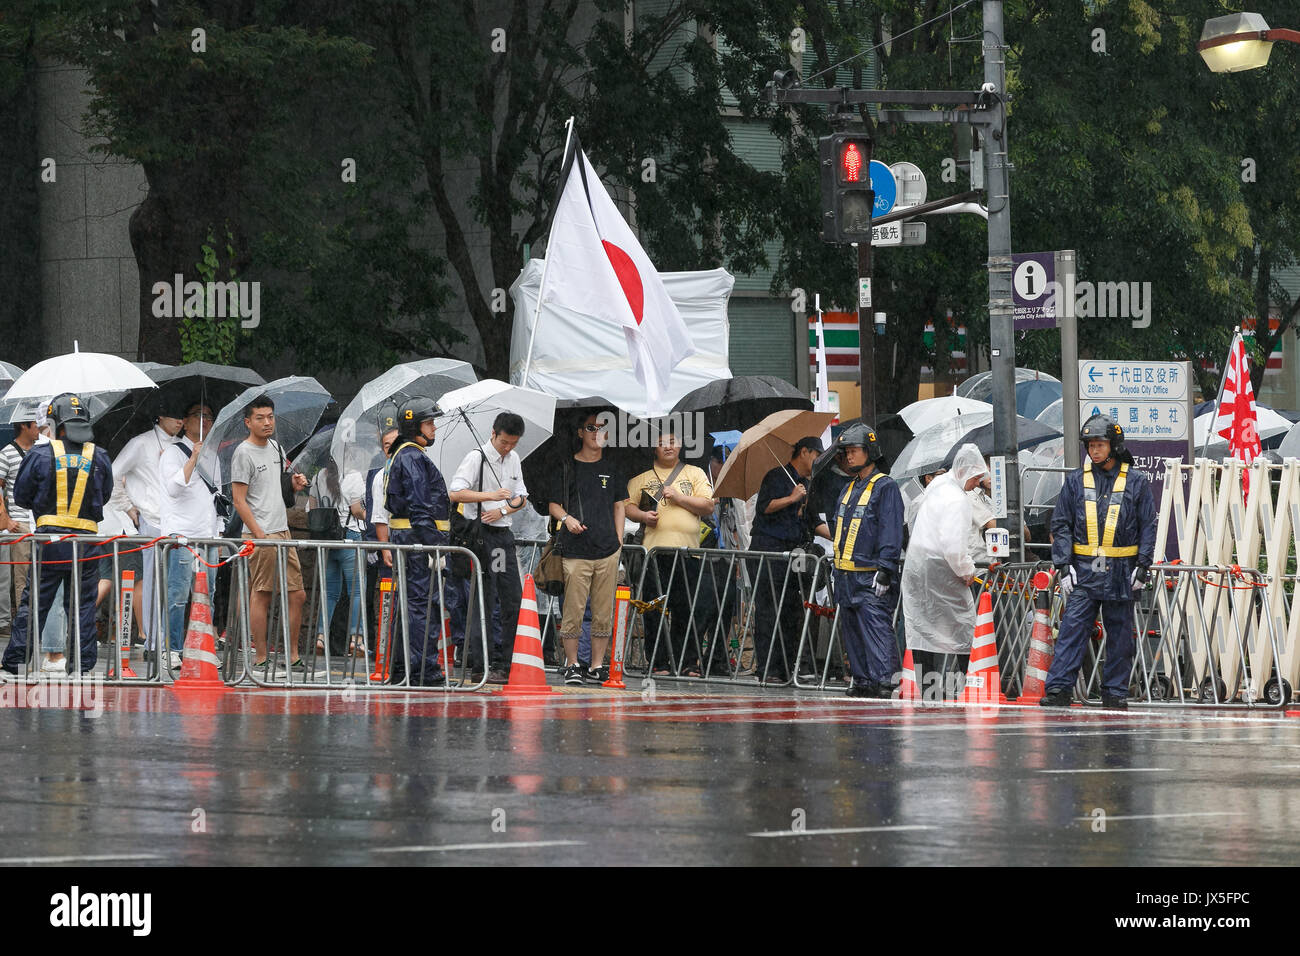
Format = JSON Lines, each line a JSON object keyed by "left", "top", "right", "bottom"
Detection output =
{"left": 547, "top": 414, "right": 625, "bottom": 684}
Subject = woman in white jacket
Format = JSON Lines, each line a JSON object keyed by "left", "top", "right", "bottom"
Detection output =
{"left": 901, "top": 444, "right": 989, "bottom": 697}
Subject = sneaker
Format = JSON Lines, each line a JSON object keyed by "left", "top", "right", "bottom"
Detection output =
{"left": 1100, "top": 694, "right": 1129, "bottom": 711}
{"left": 1039, "top": 687, "right": 1074, "bottom": 707}
{"left": 562, "top": 664, "right": 585, "bottom": 685}
{"left": 168, "top": 651, "right": 183, "bottom": 671}
{"left": 586, "top": 665, "right": 609, "bottom": 684}
{"left": 487, "top": 667, "right": 510, "bottom": 685}
{"left": 40, "top": 658, "right": 66, "bottom": 676}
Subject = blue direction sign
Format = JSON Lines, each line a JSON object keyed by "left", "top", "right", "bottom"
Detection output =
{"left": 869, "top": 160, "right": 896, "bottom": 219}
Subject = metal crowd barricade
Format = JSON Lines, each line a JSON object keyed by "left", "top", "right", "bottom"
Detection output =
{"left": 207, "top": 535, "right": 489, "bottom": 691}
{"left": 609, "top": 544, "right": 827, "bottom": 686}
{"left": 0, "top": 530, "right": 177, "bottom": 685}
{"left": 1125, "top": 562, "right": 1284, "bottom": 707}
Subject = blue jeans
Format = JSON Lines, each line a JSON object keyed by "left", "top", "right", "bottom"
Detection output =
{"left": 320, "top": 530, "right": 364, "bottom": 636}
{"left": 168, "top": 545, "right": 218, "bottom": 652}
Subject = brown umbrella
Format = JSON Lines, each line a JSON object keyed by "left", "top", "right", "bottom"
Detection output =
{"left": 712, "top": 409, "right": 836, "bottom": 499}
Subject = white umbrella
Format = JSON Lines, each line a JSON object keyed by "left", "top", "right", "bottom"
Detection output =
{"left": 1194, "top": 405, "right": 1291, "bottom": 451}
{"left": 5, "top": 345, "right": 155, "bottom": 402}
{"left": 426, "top": 380, "right": 556, "bottom": 483}
{"left": 897, "top": 396, "right": 992, "bottom": 434}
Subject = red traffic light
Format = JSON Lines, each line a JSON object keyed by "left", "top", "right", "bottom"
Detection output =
{"left": 840, "top": 142, "right": 864, "bottom": 182}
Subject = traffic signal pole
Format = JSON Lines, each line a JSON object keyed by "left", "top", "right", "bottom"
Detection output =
{"left": 858, "top": 240, "right": 875, "bottom": 425}
{"left": 771, "top": 0, "right": 1019, "bottom": 553}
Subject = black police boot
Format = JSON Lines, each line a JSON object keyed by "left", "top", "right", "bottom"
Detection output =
{"left": 846, "top": 681, "right": 872, "bottom": 698}
{"left": 1039, "top": 687, "right": 1074, "bottom": 707}
{"left": 1100, "top": 694, "right": 1128, "bottom": 711}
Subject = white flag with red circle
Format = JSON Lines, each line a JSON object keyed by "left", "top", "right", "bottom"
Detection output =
{"left": 540, "top": 137, "right": 695, "bottom": 414}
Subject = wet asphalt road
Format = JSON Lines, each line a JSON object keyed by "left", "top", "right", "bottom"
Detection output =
{"left": 2, "top": 681, "right": 1299, "bottom": 866}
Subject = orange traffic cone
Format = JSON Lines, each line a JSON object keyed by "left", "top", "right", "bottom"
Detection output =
{"left": 602, "top": 585, "right": 631, "bottom": 690}
{"left": 171, "top": 567, "right": 229, "bottom": 694}
{"left": 438, "top": 608, "right": 456, "bottom": 676}
{"left": 498, "top": 574, "right": 558, "bottom": 696}
{"left": 370, "top": 577, "right": 393, "bottom": 682}
{"left": 958, "top": 591, "right": 1006, "bottom": 704}
{"left": 898, "top": 647, "right": 920, "bottom": 701}
{"left": 1017, "top": 570, "right": 1056, "bottom": 705}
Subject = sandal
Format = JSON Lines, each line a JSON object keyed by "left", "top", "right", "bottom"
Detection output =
{"left": 349, "top": 636, "right": 365, "bottom": 658}
{"left": 315, "top": 634, "right": 326, "bottom": 655}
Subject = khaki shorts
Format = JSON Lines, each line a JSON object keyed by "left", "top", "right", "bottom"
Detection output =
{"left": 244, "top": 530, "right": 304, "bottom": 593}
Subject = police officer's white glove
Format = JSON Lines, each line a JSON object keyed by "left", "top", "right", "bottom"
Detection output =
{"left": 1056, "top": 565, "right": 1076, "bottom": 600}
{"left": 1130, "top": 564, "right": 1150, "bottom": 593}
{"left": 872, "top": 569, "right": 891, "bottom": 598}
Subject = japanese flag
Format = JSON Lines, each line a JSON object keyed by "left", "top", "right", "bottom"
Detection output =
{"left": 541, "top": 136, "right": 695, "bottom": 413}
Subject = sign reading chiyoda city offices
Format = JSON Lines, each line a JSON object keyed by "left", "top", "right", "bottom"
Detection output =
{"left": 1078, "top": 360, "right": 1190, "bottom": 442}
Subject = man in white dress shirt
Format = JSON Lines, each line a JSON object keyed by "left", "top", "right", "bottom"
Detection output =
{"left": 110, "top": 410, "right": 183, "bottom": 657}
{"left": 158, "top": 402, "right": 222, "bottom": 671}
{"left": 448, "top": 412, "right": 529, "bottom": 684}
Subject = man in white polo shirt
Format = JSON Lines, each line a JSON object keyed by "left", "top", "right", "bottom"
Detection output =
{"left": 159, "top": 401, "right": 222, "bottom": 671}
{"left": 448, "top": 412, "right": 529, "bottom": 683}
{"left": 110, "top": 410, "right": 184, "bottom": 656}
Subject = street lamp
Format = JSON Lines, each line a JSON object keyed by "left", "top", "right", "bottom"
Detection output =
{"left": 1198, "top": 12, "right": 1300, "bottom": 73}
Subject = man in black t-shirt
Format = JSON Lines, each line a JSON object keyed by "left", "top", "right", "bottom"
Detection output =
{"left": 546, "top": 414, "right": 625, "bottom": 684}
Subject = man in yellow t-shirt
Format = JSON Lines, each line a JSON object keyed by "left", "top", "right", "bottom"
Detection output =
{"left": 626, "top": 432, "right": 714, "bottom": 675}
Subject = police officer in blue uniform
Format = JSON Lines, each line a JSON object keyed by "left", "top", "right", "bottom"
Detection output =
{"left": 1041, "top": 414, "right": 1156, "bottom": 710}
{"left": 0, "top": 394, "right": 114, "bottom": 678}
{"left": 383, "top": 397, "right": 451, "bottom": 686}
{"left": 822, "top": 423, "right": 904, "bottom": 698}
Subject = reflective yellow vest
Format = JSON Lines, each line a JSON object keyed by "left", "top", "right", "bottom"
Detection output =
{"left": 36, "top": 439, "right": 99, "bottom": 533}
{"left": 1072, "top": 463, "right": 1138, "bottom": 558}
{"left": 832, "top": 472, "right": 883, "bottom": 572}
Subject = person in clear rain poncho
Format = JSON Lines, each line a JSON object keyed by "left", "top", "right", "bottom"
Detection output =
{"left": 900, "top": 443, "right": 989, "bottom": 697}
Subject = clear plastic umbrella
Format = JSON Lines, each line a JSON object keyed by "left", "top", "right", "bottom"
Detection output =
{"left": 197, "top": 376, "right": 333, "bottom": 488}
{"left": 331, "top": 358, "right": 477, "bottom": 475}
{"left": 897, "top": 396, "right": 992, "bottom": 434}
{"left": 889, "top": 411, "right": 993, "bottom": 481}
{"left": 956, "top": 367, "right": 1059, "bottom": 401}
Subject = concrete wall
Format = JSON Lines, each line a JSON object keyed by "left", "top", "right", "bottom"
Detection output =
{"left": 34, "top": 60, "right": 144, "bottom": 362}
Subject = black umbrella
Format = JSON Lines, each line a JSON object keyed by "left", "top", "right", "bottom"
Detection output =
{"left": 941, "top": 417, "right": 1062, "bottom": 469}
{"left": 521, "top": 396, "right": 653, "bottom": 516}
{"left": 97, "top": 362, "right": 267, "bottom": 455}
{"left": 671, "top": 376, "right": 812, "bottom": 456}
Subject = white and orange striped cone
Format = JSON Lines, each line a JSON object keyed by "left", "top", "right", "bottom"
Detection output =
{"left": 898, "top": 647, "right": 921, "bottom": 701}
{"left": 170, "top": 566, "right": 229, "bottom": 694}
{"left": 602, "top": 585, "right": 631, "bottom": 690}
{"left": 438, "top": 608, "right": 456, "bottom": 676}
{"left": 957, "top": 590, "right": 1006, "bottom": 704}
{"left": 497, "top": 574, "right": 558, "bottom": 696}
{"left": 111, "top": 569, "right": 138, "bottom": 679}
{"left": 1017, "top": 570, "right": 1056, "bottom": 705}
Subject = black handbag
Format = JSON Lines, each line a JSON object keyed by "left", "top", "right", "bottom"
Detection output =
{"left": 449, "top": 451, "right": 487, "bottom": 579}
{"left": 275, "top": 441, "right": 297, "bottom": 509}
{"left": 534, "top": 458, "right": 574, "bottom": 596}
{"left": 307, "top": 493, "right": 345, "bottom": 541}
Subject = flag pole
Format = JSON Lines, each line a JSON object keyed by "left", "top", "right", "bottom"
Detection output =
{"left": 520, "top": 116, "right": 576, "bottom": 389}
{"left": 1200, "top": 326, "right": 1239, "bottom": 460}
